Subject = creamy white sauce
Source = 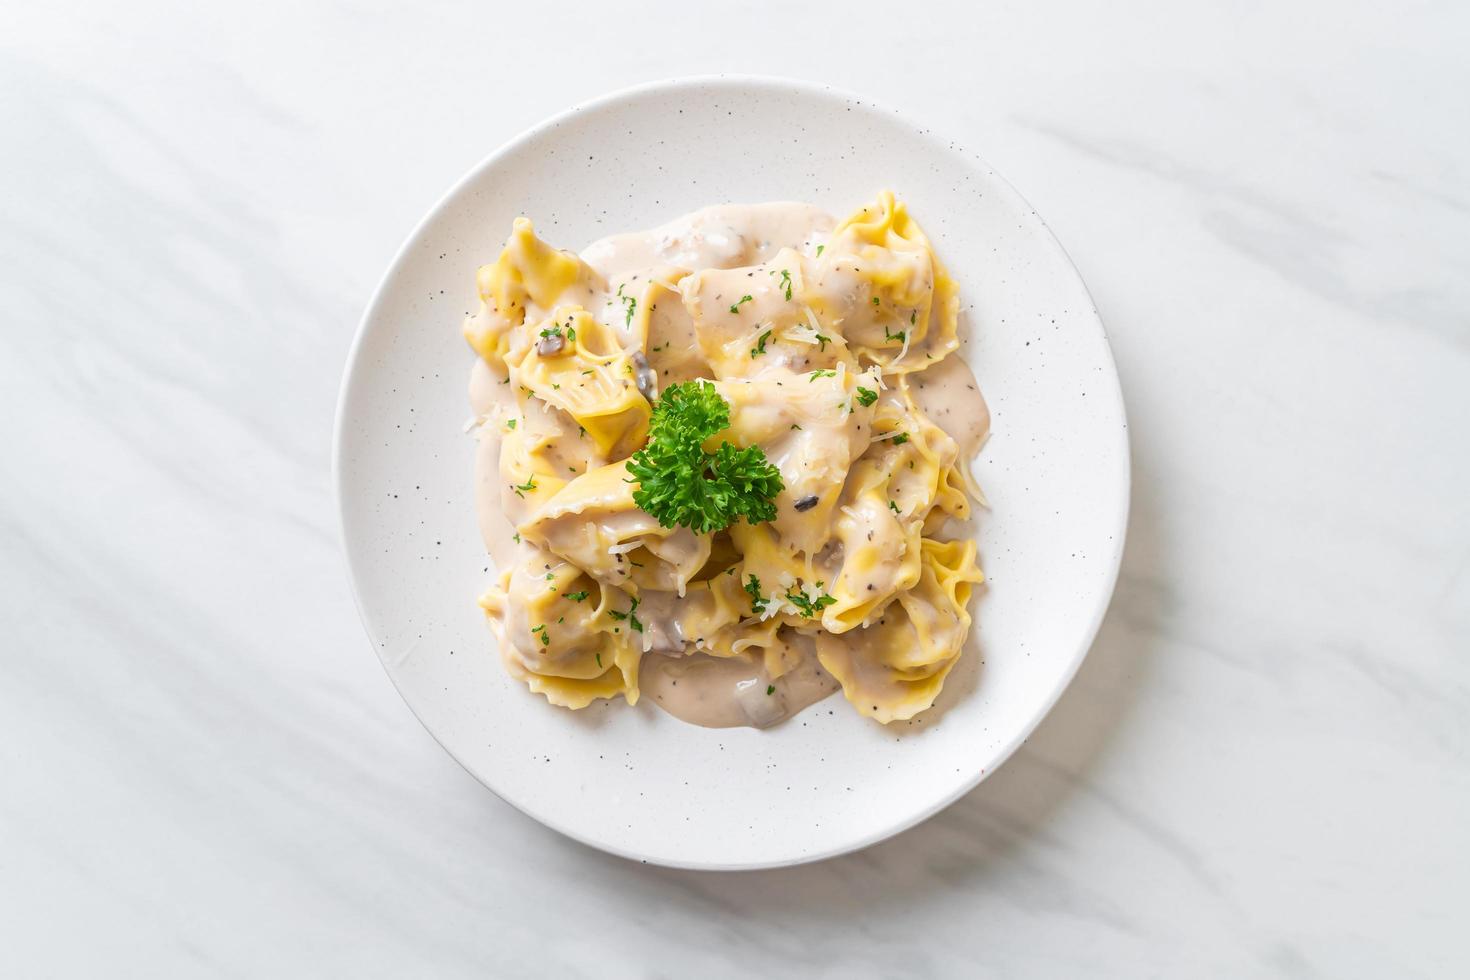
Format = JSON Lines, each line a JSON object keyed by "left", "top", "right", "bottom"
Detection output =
{"left": 469, "top": 359, "right": 519, "bottom": 570}
{"left": 909, "top": 354, "right": 990, "bottom": 460}
{"left": 640, "top": 648, "right": 839, "bottom": 729}
{"left": 581, "top": 202, "right": 832, "bottom": 280}
{"left": 468, "top": 201, "right": 987, "bottom": 729}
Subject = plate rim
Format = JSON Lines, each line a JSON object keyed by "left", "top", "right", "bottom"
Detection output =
{"left": 332, "top": 73, "right": 1132, "bottom": 870}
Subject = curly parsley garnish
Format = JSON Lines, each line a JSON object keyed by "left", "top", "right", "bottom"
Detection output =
{"left": 625, "top": 381, "right": 783, "bottom": 534}
{"left": 855, "top": 387, "right": 878, "bottom": 407}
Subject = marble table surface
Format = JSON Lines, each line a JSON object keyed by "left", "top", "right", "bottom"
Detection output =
{"left": 3, "top": 1, "right": 1465, "bottom": 976}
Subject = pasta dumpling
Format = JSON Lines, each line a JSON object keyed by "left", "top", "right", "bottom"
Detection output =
{"left": 462, "top": 195, "right": 989, "bottom": 728}
{"left": 480, "top": 553, "right": 641, "bottom": 709}
{"left": 511, "top": 307, "right": 650, "bottom": 458}
{"left": 815, "top": 539, "right": 984, "bottom": 723}
{"left": 519, "top": 461, "right": 711, "bottom": 595}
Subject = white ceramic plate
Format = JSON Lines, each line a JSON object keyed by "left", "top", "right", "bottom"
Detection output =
{"left": 335, "top": 76, "right": 1129, "bottom": 870}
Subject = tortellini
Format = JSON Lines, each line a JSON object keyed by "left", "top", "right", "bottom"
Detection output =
{"left": 466, "top": 194, "right": 987, "bottom": 725}
{"left": 815, "top": 539, "right": 984, "bottom": 723}
{"left": 519, "top": 461, "right": 711, "bottom": 595}
{"left": 479, "top": 553, "right": 642, "bottom": 709}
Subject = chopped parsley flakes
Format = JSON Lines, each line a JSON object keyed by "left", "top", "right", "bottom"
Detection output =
{"left": 608, "top": 597, "right": 643, "bottom": 633}
{"left": 784, "top": 584, "right": 837, "bottom": 618}
{"left": 744, "top": 574, "right": 768, "bottom": 615}
{"left": 750, "top": 329, "right": 772, "bottom": 359}
{"left": 617, "top": 283, "right": 637, "bottom": 327}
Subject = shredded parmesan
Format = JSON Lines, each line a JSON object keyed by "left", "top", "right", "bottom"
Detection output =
{"left": 784, "top": 323, "right": 823, "bottom": 346}
{"left": 892, "top": 325, "right": 913, "bottom": 367}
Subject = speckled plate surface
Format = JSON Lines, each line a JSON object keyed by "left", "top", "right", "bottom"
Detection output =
{"left": 334, "top": 76, "right": 1129, "bottom": 870}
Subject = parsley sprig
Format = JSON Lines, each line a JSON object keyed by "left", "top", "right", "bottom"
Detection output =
{"left": 625, "top": 381, "right": 783, "bottom": 534}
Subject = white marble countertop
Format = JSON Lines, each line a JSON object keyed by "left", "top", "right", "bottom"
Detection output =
{"left": 4, "top": 1, "right": 1465, "bottom": 976}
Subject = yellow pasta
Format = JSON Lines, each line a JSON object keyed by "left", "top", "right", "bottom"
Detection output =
{"left": 462, "top": 195, "right": 988, "bottom": 725}
{"left": 519, "top": 461, "right": 711, "bottom": 595}
{"left": 479, "top": 556, "right": 641, "bottom": 708}
{"left": 511, "top": 307, "right": 650, "bottom": 458}
{"left": 815, "top": 538, "right": 985, "bottom": 723}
